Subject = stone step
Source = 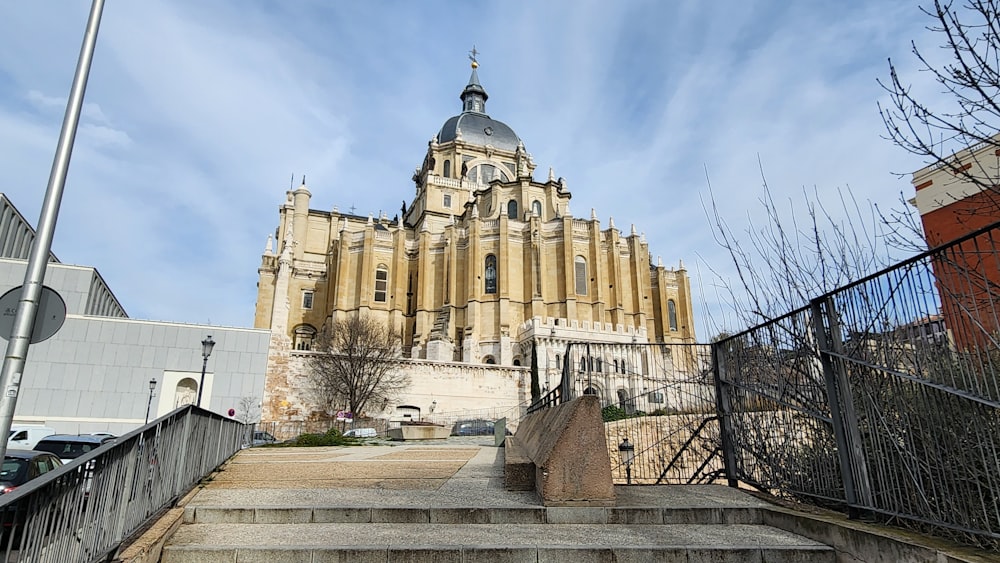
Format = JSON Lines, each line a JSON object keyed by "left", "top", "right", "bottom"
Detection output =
{"left": 162, "top": 522, "right": 835, "bottom": 563}
{"left": 183, "top": 505, "right": 765, "bottom": 525}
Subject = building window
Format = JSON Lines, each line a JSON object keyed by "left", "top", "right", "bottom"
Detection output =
{"left": 574, "top": 256, "right": 587, "bottom": 295}
{"left": 532, "top": 200, "right": 542, "bottom": 217}
{"left": 595, "top": 358, "right": 602, "bottom": 372}
{"left": 443, "top": 194, "right": 452, "bottom": 208}
{"left": 375, "top": 265, "right": 388, "bottom": 303}
{"left": 507, "top": 200, "right": 518, "bottom": 219}
{"left": 484, "top": 355, "right": 496, "bottom": 364}
{"left": 649, "top": 391, "right": 664, "bottom": 404}
{"left": 555, "top": 354, "right": 561, "bottom": 369}
{"left": 293, "top": 324, "right": 317, "bottom": 350}
{"left": 485, "top": 254, "right": 497, "bottom": 294}
{"left": 668, "top": 299, "right": 678, "bottom": 331}
{"left": 443, "top": 159, "right": 451, "bottom": 178}
{"left": 302, "top": 291, "right": 314, "bottom": 310}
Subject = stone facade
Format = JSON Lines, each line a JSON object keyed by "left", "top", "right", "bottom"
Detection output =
{"left": 256, "top": 61, "right": 696, "bottom": 425}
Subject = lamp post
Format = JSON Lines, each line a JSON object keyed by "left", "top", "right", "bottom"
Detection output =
{"left": 145, "top": 378, "right": 157, "bottom": 424}
{"left": 196, "top": 335, "right": 215, "bottom": 408}
{"left": 618, "top": 437, "right": 635, "bottom": 485}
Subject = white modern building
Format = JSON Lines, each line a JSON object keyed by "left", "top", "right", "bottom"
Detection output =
{"left": 0, "top": 194, "right": 270, "bottom": 436}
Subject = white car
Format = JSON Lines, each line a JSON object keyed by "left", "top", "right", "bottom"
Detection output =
{"left": 343, "top": 428, "right": 377, "bottom": 438}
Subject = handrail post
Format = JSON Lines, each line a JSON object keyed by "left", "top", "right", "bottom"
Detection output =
{"left": 811, "top": 298, "right": 873, "bottom": 517}
{"left": 711, "top": 341, "right": 740, "bottom": 488}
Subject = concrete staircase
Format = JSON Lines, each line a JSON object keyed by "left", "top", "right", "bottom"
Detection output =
{"left": 162, "top": 494, "right": 834, "bottom": 562}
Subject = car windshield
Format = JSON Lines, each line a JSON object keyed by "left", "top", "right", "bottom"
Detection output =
{"left": 35, "top": 441, "right": 96, "bottom": 459}
{"left": 0, "top": 459, "right": 27, "bottom": 485}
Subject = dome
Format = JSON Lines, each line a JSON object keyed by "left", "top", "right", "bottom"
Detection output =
{"left": 436, "top": 65, "right": 521, "bottom": 153}
{"left": 438, "top": 113, "right": 520, "bottom": 152}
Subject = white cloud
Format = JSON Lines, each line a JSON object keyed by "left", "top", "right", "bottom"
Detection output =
{"left": 0, "top": 1, "right": 949, "bottom": 337}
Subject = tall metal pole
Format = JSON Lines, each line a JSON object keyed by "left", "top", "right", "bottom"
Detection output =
{"left": 197, "top": 355, "right": 209, "bottom": 408}
{"left": 0, "top": 0, "right": 105, "bottom": 462}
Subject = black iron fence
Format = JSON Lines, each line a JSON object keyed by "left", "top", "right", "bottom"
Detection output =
{"left": 527, "top": 220, "right": 1000, "bottom": 549}
{"left": 0, "top": 405, "right": 246, "bottom": 562}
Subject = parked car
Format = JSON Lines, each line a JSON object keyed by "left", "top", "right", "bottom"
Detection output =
{"left": 33, "top": 434, "right": 115, "bottom": 465}
{"left": 6, "top": 426, "right": 56, "bottom": 450}
{"left": 450, "top": 419, "right": 511, "bottom": 436}
{"left": 343, "top": 427, "right": 377, "bottom": 438}
{"left": 0, "top": 450, "right": 63, "bottom": 495}
{"left": 251, "top": 431, "right": 277, "bottom": 446}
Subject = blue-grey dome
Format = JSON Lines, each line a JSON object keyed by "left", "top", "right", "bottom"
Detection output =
{"left": 437, "top": 67, "right": 521, "bottom": 152}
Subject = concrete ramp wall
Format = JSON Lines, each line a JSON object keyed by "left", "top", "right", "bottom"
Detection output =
{"left": 505, "top": 395, "right": 615, "bottom": 506}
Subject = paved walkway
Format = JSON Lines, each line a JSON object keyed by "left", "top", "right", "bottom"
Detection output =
{"left": 189, "top": 439, "right": 767, "bottom": 510}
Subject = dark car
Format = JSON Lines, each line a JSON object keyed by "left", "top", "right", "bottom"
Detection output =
{"left": 0, "top": 450, "right": 63, "bottom": 495}
{"left": 450, "top": 419, "right": 511, "bottom": 436}
{"left": 34, "top": 434, "right": 115, "bottom": 465}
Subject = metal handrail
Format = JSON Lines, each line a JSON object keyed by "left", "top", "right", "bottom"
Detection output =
{"left": 0, "top": 405, "right": 246, "bottom": 562}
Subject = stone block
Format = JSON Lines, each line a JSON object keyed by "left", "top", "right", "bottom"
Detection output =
{"left": 235, "top": 548, "right": 313, "bottom": 562}
{"left": 313, "top": 507, "right": 371, "bottom": 523}
{"left": 463, "top": 546, "right": 539, "bottom": 562}
{"left": 760, "top": 547, "right": 835, "bottom": 563}
{"left": 161, "top": 546, "right": 237, "bottom": 563}
{"left": 189, "top": 507, "right": 254, "bottom": 524}
{"left": 428, "top": 507, "right": 490, "bottom": 524}
{"left": 371, "top": 507, "right": 429, "bottom": 523}
{"left": 312, "top": 548, "right": 388, "bottom": 563}
{"left": 254, "top": 508, "right": 312, "bottom": 524}
{"left": 386, "top": 547, "right": 462, "bottom": 563}
{"left": 686, "top": 548, "right": 763, "bottom": 563}
{"left": 545, "top": 507, "right": 607, "bottom": 524}
{"left": 607, "top": 507, "right": 663, "bottom": 524}
{"left": 514, "top": 395, "right": 615, "bottom": 505}
{"left": 487, "top": 507, "right": 545, "bottom": 524}
{"left": 503, "top": 437, "right": 534, "bottom": 491}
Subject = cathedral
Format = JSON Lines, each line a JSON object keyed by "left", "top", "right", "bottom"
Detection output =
{"left": 255, "top": 58, "right": 696, "bottom": 425}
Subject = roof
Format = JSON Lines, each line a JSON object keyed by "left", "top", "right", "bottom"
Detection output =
{"left": 436, "top": 64, "right": 521, "bottom": 152}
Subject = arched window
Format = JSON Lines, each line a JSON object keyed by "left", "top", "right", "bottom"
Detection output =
{"left": 374, "top": 264, "right": 388, "bottom": 303}
{"left": 443, "top": 159, "right": 451, "bottom": 178}
{"left": 555, "top": 354, "right": 561, "bottom": 369}
{"left": 574, "top": 256, "right": 588, "bottom": 295}
{"left": 483, "top": 355, "right": 496, "bottom": 364}
{"left": 485, "top": 254, "right": 497, "bottom": 294}
{"left": 613, "top": 359, "right": 619, "bottom": 373}
{"left": 513, "top": 358, "right": 521, "bottom": 366}
{"left": 507, "top": 200, "right": 518, "bottom": 219}
{"left": 583, "top": 387, "right": 598, "bottom": 396}
{"left": 532, "top": 200, "right": 542, "bottom": 218}
{"left": 668, "top": 299, "right": 678, "bottom": 331}
{"left": 293, "top": 324, "right": 317, "bottom": 351}
{"left": 595, "top": 358, "right": 602, "bottom": 372}
{"left": 174, "top": 378, "right": 198, "bottom": 408}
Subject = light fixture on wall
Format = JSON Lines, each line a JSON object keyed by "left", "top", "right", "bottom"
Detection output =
{"left": 145, "top": 378, "right": 157, "bottom": 424}
{"left": 197, "top": 335, "right": 215, "bottom": 408}
{"left": 618, "top": 437, "right": 635, "bottom": 485}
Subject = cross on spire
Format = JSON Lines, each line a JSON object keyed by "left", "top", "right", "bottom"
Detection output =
{"left": 469, "top": 46, "right": 479, "bottom": 68}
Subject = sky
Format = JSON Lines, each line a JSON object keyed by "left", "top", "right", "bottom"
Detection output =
{"left": 0, "top": 1, "right": 948, "bottom": 339}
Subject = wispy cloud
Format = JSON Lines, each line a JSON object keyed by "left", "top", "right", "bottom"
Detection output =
{"left": 0, "top": 1, "right": 946, "bottom": 337}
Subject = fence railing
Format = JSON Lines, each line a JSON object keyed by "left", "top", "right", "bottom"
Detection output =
{"left": 0, "top": 405, "right": 246, "bottom": 562}
{"left": 526, "top": 221, "right": 1000, "bottom": 550}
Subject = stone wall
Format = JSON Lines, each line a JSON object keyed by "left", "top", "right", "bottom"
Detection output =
{"left": 262, "top": 350, "right": 529, "bottom": 428}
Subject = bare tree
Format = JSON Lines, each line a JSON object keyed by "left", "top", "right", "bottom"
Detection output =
{"left": 307, "top": 314, "right": 407, "bottom": 419}
{"left": 236, "top": 396, "right": 261, "bottom": 425}
{"left": 879, "top": 0, "right": 1000, "bottom": 203}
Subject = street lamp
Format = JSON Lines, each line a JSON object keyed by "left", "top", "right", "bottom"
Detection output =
{"left": 196, "top": 335, "right": 215, "bottom": 408}
{"left": 145, "top": 378, "right": 157, "bottom": 424}
{"left": 618, "top": 437, "right": 635, "bottom": 485}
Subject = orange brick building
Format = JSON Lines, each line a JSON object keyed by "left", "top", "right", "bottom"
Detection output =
{"left": 911, "top": 142, "right": 1000, "bottom": 349}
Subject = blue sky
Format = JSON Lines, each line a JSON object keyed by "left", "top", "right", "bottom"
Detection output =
{"left": 0, "top": 2, "right": 942, "bottom": 338}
